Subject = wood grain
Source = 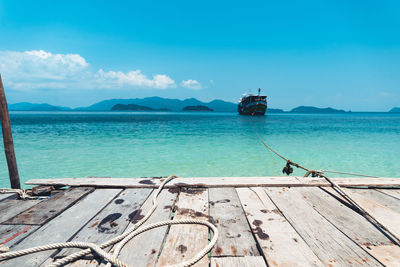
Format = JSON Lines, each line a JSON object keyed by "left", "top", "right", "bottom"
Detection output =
{"left": 0, "top": 194, "right": 16, "bottom": 203}
{"left": 0, "top": 225, "right": 38, "bottom": 248}
{"left": 3, "top": 187, "right": 94, "bottom": 225}
{"left": 25, "top": 177, "right": 400, "bottom": 188}
{"left": 340, "top": 188, "right": 400, "bottom": 239}
{"left": 54, "top": 188, "right": 152, "bottom": 267}
{"left": 156, "top": 188, "right": 209, "bottom": 267}
{"left": 265, "top": 187, "right": 382, "bottom": 266}
{"left": 351, "top": 189, "right": 400, "bottom": 212}
{"left": 0, "top": 199, "right": 41, "bottom": 223}
{"left": 236, "top": 187, "right": 323, "bottom": 267}
{"left": 116, "top": 189, "right": 178, "bottom": 267}
{"left": 0, "top": 189, "right": 121, "bottom": 267}
{"left": 377, "top": 189, "right": 400, "bottom": 200}
{"left": 211, "top": 256, "right": 267, "bottom": 267}
{"left": 298, "top": 187, "right": 393, "bottom": 246}
{"left": 209, "top": 187, "right": 259, "bottom": 257}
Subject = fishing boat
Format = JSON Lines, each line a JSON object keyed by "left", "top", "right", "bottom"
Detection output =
{"left": 238, "top": 88, "right": 267, "bottom": 115}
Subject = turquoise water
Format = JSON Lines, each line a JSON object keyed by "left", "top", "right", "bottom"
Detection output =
{"left": 0, "top": 112, "right": 399, "bottom": 188}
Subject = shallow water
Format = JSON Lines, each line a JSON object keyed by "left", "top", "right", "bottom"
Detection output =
{"left": 0, "top": 112, "right": 399, "bottom": 188}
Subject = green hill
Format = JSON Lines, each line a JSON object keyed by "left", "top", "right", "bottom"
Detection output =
{"left": 290, "top": 106, "right": 346, "bottom": 113}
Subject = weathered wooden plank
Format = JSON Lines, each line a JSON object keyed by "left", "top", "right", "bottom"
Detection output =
{"left": 0, "top": 225, "right": 39, "bottom": 248}
{"left": 0, "top": 189, "right": 121, "bottom": 267}
{"left": 0, "top": 200, "right": 41, "bottom": 223}
{"left": 25, "top": 177, "right": 400, "bottom": 188}
{"left": 51, "top": 188, "right": 152, "bottom": 267}
{"left": 156, "top": 188, "right": 209, "bottom": 267}
{"left": 339, "top": 188, "right": 400, "bottom": 239}
{"left": 25, "top": 177, "right": 300, "bottom": 188}
{"left": 377, "top": 189, "right": 400, "bottom": 200}
{"left": 114, "top": 188, "right": 179, "bottom": 267}
{"left": 210, "top": 256, "right": 267, "bottom": 267}
{"left": 298, "top": 187, "right": 393, "bottom": 246}
{"left": 0, "top": 194, "right": 16, "bottom": 203}
{"left": 351, "top": 189, "right": 400, "bottom": 213}
{"left": 209, "top": 187, "right": 259, "bottom": 257}
{"left": 295, "top": 177, "right": 400, "bottom": 188}
{"left": 236, "top": 187, "right": 323, "bottom": 267}
{"left": 265, "top": 187, "right": 382, "bottom": 266}
{"left": 363, "top": 245, "right": 400, "bottom": 267}
{"left": 3, "top": 187, "right": 94, "bottom": 225}
{"left": 299, "top": 187, "right": 400, "bottom": 265}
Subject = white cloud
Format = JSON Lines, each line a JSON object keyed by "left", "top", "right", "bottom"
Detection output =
{"left": 0, "top": 50, "right": 89, "bottom": 89}
{"left": 0, "top": 50, "right": 176, "bottom": 90}
{"left": 96, "top": 69, "right": 176, "bottom": 89}
{"left": 181, "top": 79, "right": 202, "bottom": 90}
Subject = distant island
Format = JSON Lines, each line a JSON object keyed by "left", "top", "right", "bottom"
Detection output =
{"left": 289, "top": 106, "right": 346, "bottom": 113}
{"left": 9, "top": 98, "right": 396, "bottom": 113}
{"left": 8, "top": 102, "right": 71, "bottom": 111}
{"left": 182, "top": 105, "right": 213, "bottom": 112}
{"left": 266, "top": 108, "right": 285, "bottom": 113}
{"left": 111, "top": 104, "right": 171, "bottom": 112}
{"left": 76, "top": 97, "right": 236, "bottom": 112}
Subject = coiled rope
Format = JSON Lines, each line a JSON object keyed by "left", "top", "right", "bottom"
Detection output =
{"left": 0, "top": 175, "right": 219, "bottom": 267}
{"left": 257, "top": 134, "right": 400, "bottom": 246}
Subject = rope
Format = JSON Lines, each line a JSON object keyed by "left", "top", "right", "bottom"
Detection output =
{"left": 0, "top": 175, "right": 219, "bottom": 267}
{"left": 319, "top": 169, "right": 379, "bottom": 178}
{"left": 0, "top": 188, "right": 33, "bottom": 200}
{"left": 256, "top": 135, "right": 400, "bottom": 245}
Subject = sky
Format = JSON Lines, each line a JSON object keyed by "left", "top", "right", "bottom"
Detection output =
{"left": 0, "top": 0, "right": 399, "bottom": 111}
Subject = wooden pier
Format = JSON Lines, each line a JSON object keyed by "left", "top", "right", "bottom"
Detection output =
{"left": 0, "top": 176, "right": 399, "bottom": 267}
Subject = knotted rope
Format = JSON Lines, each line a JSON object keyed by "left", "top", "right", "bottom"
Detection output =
{"left": 0, "top": 175, "right": 219, "bottom": 267}
{"left": 0, "top": 188, "right": 33, "bottom": 200}
{"left": 257, "top": 134, "right": 400, "bottom": 245}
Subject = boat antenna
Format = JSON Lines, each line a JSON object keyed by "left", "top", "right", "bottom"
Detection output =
{"left": 258, "top": 88, "right": 261, "bottom": 96}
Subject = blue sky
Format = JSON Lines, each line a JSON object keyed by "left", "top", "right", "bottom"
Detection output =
{"left": 0, "top": 0, "right": 399, "bottom": 111}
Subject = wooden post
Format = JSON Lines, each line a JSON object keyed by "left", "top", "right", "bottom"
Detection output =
{"left": 0, "top": 75, "right": 21, "bottom": 189}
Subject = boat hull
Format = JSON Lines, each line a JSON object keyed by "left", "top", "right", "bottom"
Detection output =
{"left": 238, "top": 102, "right": 267, "bottom": 115}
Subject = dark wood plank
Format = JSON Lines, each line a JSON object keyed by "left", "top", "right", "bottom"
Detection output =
{"left": 0, "top": 200, "right": 41, "bottom": 223}
{"left": 0, "top": 225, "right": 39, "bottom": 248}
{"left": 209, "top": 187, "right": 259, "bottom": 257}
{"left": 0, "top": 189, "right": 121, "bottom": 267}
{"left": 53, "top": 188, "right": 152, "bottom": 267}
{"left": 0, "top": 194, "right": 16, "bottom": 203}
{"left": 265, "top": 187, "right": 382, "bottom": 266}
{"left": 3, "top": 187, "right": 94, "bottom": 225}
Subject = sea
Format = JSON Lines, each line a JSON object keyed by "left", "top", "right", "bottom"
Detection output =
{"left": 0, "top": 112, "right": 399, "bottom": 188}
